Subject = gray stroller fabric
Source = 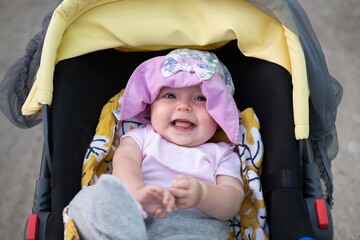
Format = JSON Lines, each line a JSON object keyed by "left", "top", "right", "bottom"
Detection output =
{"left": 248, "top": 0, "right": 343, "bottom": 206}
{"left": 0, "top": 0, "right": 342, "bottom": 205}
{"left": 0, "top": 5, "right": 57, "bottom": 128}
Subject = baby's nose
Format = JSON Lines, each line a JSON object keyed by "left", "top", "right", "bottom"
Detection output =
{"left": 177, "top": 102, "right": 192, "bottom": 112}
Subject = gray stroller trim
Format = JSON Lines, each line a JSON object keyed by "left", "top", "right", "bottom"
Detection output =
{"left": 0, "top": 5, "right": 57, "bottom": 128}
{"left": 249, "top": 0, "right": 343, "bottom": 206}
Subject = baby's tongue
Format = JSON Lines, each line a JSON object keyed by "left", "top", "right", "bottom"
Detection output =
{"left": 173, "top": 120, "right": 193, "bottom": 129}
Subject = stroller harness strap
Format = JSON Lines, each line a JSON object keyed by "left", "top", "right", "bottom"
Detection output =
{"left": 21, "top": 0, "right": 309, "bottom": 139}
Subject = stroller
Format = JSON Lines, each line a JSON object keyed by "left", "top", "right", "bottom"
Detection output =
{"left": 0, "top": 0, "right": 342, "bottom": 239}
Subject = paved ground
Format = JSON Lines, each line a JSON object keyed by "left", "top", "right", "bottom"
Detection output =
{"left": 0, "top": 0, "right": 359, "bottom": 239}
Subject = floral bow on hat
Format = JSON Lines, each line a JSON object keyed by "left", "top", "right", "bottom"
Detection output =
{"left": 162, "top": 49, "right": 235, "bottom": 95}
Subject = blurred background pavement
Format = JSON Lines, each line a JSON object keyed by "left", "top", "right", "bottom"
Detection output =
{"left": 0, "top": 0, "right": 359, "bottom": 239}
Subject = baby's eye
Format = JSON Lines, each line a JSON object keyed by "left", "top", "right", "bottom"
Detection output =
{"left": 194, "top": 96, "right": 206, "bottom": 102}
{"left": 164, "top": 93, "right": 176, "bottom": 99}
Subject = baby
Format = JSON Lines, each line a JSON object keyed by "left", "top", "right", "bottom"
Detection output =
{"left": 113, "top": 84, "right": 243, "bottom": 220}
{"left": 69, "top": 49, "right": 244, "bottom": 239}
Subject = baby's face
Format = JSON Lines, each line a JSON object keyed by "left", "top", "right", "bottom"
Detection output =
{"left": 150, "top": 86, "right": 218, "bottom": 147}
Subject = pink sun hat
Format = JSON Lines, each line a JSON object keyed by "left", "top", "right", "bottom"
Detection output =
{"left": 117, "top": 49, "right": 240, "bottom": 144}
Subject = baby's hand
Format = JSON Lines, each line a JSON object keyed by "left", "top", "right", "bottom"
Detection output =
{"left": 170, "top": 175, "right": 204, "bottom": 209}
{"left": 135, "top": 185, "right": 175, "bottom": 218}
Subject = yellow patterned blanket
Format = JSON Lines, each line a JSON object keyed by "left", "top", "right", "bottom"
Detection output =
{"left": 63, "top": 89, "right": 268, "bottom": 240}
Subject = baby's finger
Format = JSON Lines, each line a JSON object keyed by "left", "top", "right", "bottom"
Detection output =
{"left": 162, "top": 189, "right": 171, "bottom": 204}
{"left": 170, "top": 187, "right": 188, "bottom": 198}
{"left": 174, "top": 198, "right": 189, "bottom": 209}
{"left": 172, "top": 178, "right": 190, "bottom": 189}
{"left": 166, "top": 194, "right": 175, "bottom": 213}
{"left": 154, "top": 208, "right": 165, "bottom": 218}
{"left": 174, "top": 174, "right": 188, "bottom": 181}
{"left": 148, "top": 185, "right": 164, "bottom": 199}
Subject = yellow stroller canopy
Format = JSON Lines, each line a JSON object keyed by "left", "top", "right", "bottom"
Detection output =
{"left": 22, "top": 0, "right": 309, "bottom": 139}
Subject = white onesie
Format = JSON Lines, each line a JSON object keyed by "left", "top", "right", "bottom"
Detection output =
{"left": 121, "top": 124, "right": 242, "bottom": 188}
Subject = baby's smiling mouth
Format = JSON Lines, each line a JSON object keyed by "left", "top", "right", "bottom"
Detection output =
{"left": 171, "top": 119, "right": 196, "bottom": 130}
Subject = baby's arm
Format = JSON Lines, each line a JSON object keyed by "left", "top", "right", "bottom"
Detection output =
{"left": 113, "top": 137, "right": 174, "bottom": 218}
{"left": 113, "top": 137, "right": 144, "bottom": 193}
{"left": 170, "top": 175, "right": 244, "bottom": 220}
